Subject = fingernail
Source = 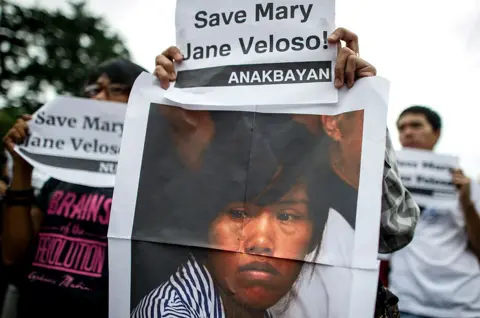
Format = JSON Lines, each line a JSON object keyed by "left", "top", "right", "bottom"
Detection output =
{"left": 328, "top": 35, "right": 336, "bottom": 41}
{"left": 184, "top": 115, "right": 198, "bottom": 128}
{"left": 175, "top": 53, "right": 183, "bottom": 60}
{"left": 335, "top": 78, "right": 342, "bottom": 87}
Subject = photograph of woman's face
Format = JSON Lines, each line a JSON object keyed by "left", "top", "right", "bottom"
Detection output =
{"left": 207, "top": 183, "right": 313, "bottom": 310}
{"left": 130, "top": 107, "right": 364, "bottom": 316}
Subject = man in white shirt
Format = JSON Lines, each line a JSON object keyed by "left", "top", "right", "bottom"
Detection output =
{"left": 389, "top": 105, "right": 480, "bottom": 318}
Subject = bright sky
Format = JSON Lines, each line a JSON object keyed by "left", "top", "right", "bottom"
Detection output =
{"left": 17, "top": 0, "right": 480, "bottom": 179}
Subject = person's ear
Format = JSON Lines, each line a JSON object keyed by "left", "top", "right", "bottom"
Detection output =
{"left": 321, "top": 115, "right": 342, "bottom": 141}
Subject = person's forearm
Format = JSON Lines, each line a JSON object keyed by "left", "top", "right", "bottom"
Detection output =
{"left": 2, "top": 164, "right": 34, "bottom": 265}
{"left": 461, "top": 200, "right": 480, "bottom": 258}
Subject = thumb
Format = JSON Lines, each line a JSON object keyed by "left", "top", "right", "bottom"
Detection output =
{"left": 358, "top": 71, "right": 375, "bottom": 78}
{"left": 3, "top": 137, "right": 15, "bottom": 152}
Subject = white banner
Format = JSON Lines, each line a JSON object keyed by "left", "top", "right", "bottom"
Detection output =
{"left": 164, "top": 0, "right": 337, "bottom": 106}
{"left": 396, "top": 148, "right": 459, "bottom": 207}
{"left": 14, "top": 96, "right": 126, "bottom": 188}
{"left": 108, "top": 73, "right": 390, "bottom": 318}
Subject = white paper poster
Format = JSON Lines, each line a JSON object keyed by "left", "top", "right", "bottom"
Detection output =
{"left": 396, "top": 149, "right": 459, "bottom": 207}
{"left": 14, "top": 96, "right": 126, "bottom": 188}
{"left": 108, "top": 73, "right": 390, "bottom": 318}
{"left": 164, "top": 0, "right": 337, "bottom": 106}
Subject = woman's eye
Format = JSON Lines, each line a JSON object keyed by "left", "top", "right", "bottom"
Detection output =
{"left": 278, "top": 213, "right": 292, "bottom": 221}
{"left": 228, "top": 208, "right": 247, "bottom": 219}
{"left": 277, "top": 210, "right": 300, "bottom": 222}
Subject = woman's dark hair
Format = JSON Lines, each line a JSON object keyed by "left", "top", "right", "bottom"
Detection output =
{"left": 152, "top": 111, "right": 332, "bottom": 254}
{"left": 85, "top": 58, "right": 147, "bottom": 90}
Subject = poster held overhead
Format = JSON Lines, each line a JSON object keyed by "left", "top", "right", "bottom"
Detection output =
{"left": 164, "top": 0, "right": 338, "bottom": 106}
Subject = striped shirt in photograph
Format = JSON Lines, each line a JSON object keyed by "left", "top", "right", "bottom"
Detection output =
{"left": 131, "top": 254, "right": 273, "bottom": 318}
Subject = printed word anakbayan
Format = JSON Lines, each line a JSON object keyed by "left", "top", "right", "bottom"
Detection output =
{"left": 229, "top": 68, "right": 329, "bottom": 85}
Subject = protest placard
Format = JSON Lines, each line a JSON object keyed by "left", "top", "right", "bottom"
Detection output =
{"left": 108, "top": 73, "right": 390, "bottom": 318}
{"left": 396, "top": 149, "right": 459, "bottom": 207}
{"left": 164, "top": 0, "right": 337, "bottom": 107}
{"left": 15, "top": 96, "right": 126, "bottom": 188}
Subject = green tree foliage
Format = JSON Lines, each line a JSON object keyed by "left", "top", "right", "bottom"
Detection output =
{"left": 0, "top": 0, "right": 131, "bottom": 147}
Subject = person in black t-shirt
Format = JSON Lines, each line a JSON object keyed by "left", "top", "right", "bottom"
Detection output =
{"left": 1, "top": 58, "right": 146, "bottom": 318}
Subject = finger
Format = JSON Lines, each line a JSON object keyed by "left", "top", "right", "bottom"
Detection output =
{"left": 357, "top": 70, "right": 376, "bottom": 78}
{"left": 155, "top": 55, "right": 175, "bottom": 74}
{"left": 450, "top": 170, "right": 465, "bottom": 181}
{"left": 17, "top": 119, "right": 29, "bottom": 134}
{"left": 354, "top": 58, "right": 377, "bottom": 79}
{"left": 450, "top": 168, "right": 460, "bottom": 174}
{"left": 10, "top": 130, "right": 22, "bottom": 144}
{"left": 3, "top": 138, "right": 16, "bottom": 152}
{"left": 14, "top": 127, "right": 27, "bottom": 140}
{"left": 345, "top": 55, "right": 356, "bottom": 88}
{"left": 451, "top": 170, "right": 462, "bottom": 177}
{"left": 334, "top": 47, "right": 355, "bottom": 88}
{"left": 14, "top": 120, "right": 29, "bottom": 137}
{"left": 328, "top": 27, "right": 359, "bottom": 54}
{"left": 17, "top": 114, "right": 32, "bottom": 121}
{"left": 161, "top": 46, "right": 184, "bottom": 62}
{"left": 155, "top": 66, "right": 172, "bottom": 89}
{"left": 452, "top": 176, "right": 468, "bottom": 185}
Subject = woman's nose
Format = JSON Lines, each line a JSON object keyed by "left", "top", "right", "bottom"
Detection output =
{"left": 243, "top": 210, "right": 275, "bottom": 257}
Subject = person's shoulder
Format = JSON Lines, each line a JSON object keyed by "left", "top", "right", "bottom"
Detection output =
{"left": 39, "top": 177, "right": 61, "bottom": 193}
{"left": 131, "top": 281, "right": 190, "bottom": 318}
{"left": 42, "top": 178, "right": 113, "bottom": 193}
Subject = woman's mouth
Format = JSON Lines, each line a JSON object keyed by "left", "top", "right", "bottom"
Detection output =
{"left": 238, "top": 261, "right": 281, "bottom": 281}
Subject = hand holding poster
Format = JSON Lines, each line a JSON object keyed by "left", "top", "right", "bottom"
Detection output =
{"left": 108, "top": 73, "right": 390, "bottom": 318}
{"left": 396, "top": 148, "right": 459, "bottom": 207}
{"left": 15, "top": 96, "right": 126, "bottom": 187}
{"left": 164, "top": 0, "right": 337, "bottom": 106}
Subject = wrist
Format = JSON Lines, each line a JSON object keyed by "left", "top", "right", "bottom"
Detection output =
{"left": 4, "top": 188, "right": 35, "bottom": 206}
{"left": 461, "top": 198, "right": 475, "bottom": 210}
{"left": 10, "top": 166, "right": 33, "bottom": 190}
